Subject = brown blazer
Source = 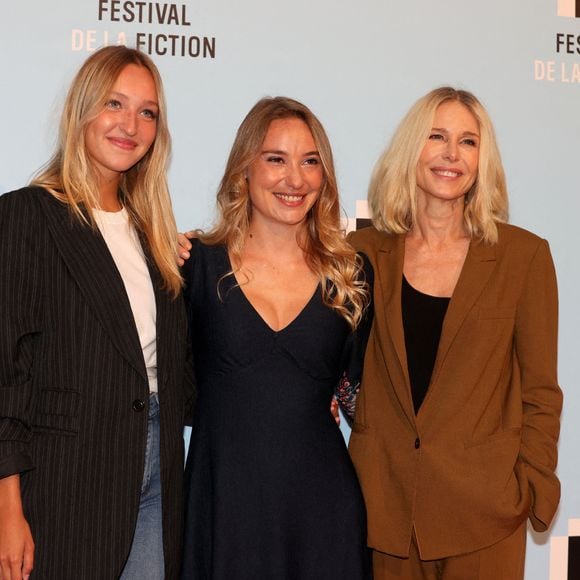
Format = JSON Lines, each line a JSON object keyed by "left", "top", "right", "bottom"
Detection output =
{"left": 348, "top": 224, "right": 562, "bottom": 560}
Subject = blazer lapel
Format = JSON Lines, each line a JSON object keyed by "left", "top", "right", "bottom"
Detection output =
{"left": 145, "top": 247, "right": 171, "bottom": 392}
{"left": 375, "top": 234, "right": 415, "bottom": 423}
{"left": 430, "top": 238, "right": 497, "bottom": 384}
{"left": 39, "top": 191, "right": 147, "bottom": 381}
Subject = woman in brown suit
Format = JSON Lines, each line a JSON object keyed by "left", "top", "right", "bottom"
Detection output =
{"left": 348, "top": 87, "right": 562, "bottom": 579}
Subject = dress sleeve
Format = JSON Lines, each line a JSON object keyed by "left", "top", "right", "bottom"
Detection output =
{"left": 516, "top": 239, "right": 562, "bottom": 531}
{"left": 0, "top": 191, "right": 44, "bottom": 478}
{"left": 335, "top": 253, "right": 374, "bottom": 421}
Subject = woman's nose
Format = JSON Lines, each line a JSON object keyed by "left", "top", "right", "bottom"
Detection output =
{"left": 285, "top": 163, "right": 305, "bottom": 189}
{"left": 120, "top": 111, "right": 138, "bottom": 136}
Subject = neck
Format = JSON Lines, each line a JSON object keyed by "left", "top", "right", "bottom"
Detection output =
{"left": 244, "top": 221, "right": 307, "bottom": 261}
{"left": 411, "top": 195, "right": 469, "bottom": 245}
{"left": 95, "top": 174, "right": 122, "bottom": 212}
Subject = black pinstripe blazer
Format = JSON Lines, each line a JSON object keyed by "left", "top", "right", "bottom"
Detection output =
{"left": 0, "top": 187, "right": 194, "bottom": 579}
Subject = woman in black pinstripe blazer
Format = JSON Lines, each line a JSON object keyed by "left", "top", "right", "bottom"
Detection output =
{"left": 0, "top": 47, "right": 193, "bottom": 579}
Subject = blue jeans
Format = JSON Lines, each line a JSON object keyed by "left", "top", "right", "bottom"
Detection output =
{"left": 120, "top": 393, "right": 164, "bottom": 579}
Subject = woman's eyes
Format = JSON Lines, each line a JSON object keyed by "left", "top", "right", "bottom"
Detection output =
{"left": 428, "top": 133, "right": 478, "bottom": 147}
{"left": 265, "top": 156, "right": 320, "bottom": 165}
{"left": 141, "top": 109, "right": 158, "bottom": 120}
{"left": 104, "top": 100, "right": 157, "bottom": 120}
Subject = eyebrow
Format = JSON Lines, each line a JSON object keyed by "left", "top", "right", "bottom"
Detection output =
{"left": 431, "top": 127, "right": 480, "bottom": 137}
{"left": 261, "top": 149, "right": 320, "bottom": 156}
{"left": 109, "top": 90, "right": 159, "bottom": 108}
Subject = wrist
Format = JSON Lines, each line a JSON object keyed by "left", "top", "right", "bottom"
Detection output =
{"left": 0, "top": 473, "right": 24, "bottom": 513}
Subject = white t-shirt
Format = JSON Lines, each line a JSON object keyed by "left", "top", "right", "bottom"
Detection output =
{"left": 94, "top": 208, "right": 158, "bottom": 393}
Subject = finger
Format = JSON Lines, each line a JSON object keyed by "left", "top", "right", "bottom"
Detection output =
{"left": 9, "top": 555, "right": 23, "bottom": 580}
{"left": 177, "top": 233, "right": 193, "bottom": 251}
{"left": 22, "top": 541, "right": 33, "bottom": 580}
{"left": 184, "top": 230, "right": 196, "bottom": 239}
{"left": 0, "top": 556, "right": 14, "bottom": 580}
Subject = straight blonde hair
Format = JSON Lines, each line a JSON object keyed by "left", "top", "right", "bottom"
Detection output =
{"left": 369, "top": 87, "right": 508, "bottom": 244}
{"left": 202, "top": 96, "right": 368, "bottom": 329}
{"left": 32, "top": 45, "right": 181, "bottom": 296}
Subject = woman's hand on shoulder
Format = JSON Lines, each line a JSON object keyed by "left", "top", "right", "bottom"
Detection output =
{"left": 330, "top": 396, "right": 340, "bottom": 426}
{"left": 176, "top": 230, "right": 197, "bottom": 266}
{"left": 0, "top": 475, "right": 34, "bottom": 580}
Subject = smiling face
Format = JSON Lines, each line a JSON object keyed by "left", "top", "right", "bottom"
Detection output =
{"left": 246, "top": 118, "right": 323, "bottom": 230}
{"left": 84, "top": 63, "right": 159, "bottom": 191}
{"left": 415, "top": 100, "right": 480, "bottom": 205}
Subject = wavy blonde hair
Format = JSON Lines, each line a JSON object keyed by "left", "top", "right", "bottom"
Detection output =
{"left": 32, "top": 45, "right": 181, "bottom": 296}
{"left": 369, "top": 86, "right": 508, "bottom": 244}
{"left": 202, "top": 96, "right": 368, "bottom": 329}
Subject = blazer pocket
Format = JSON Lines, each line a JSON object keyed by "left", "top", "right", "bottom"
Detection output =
{"left": 32, "top": 389, "right": 81, "bottom": 435}
{"left": 464, "top": 427, "right": 521, "bottom": 449}
{"left": 478, "top": 307, "right": 516, "bottom": 320}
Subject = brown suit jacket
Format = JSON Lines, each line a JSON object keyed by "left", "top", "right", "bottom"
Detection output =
{"left": 348, "top": 224, "right": 562, "bottom": 560}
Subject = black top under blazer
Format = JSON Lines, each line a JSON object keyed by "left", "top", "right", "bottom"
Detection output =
{"left": 0, "top": 187, "right": 195, "bottom": 579}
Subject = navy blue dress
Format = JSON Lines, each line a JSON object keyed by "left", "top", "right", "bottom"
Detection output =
{"left": 181, "top": 241, "right": 369, "bottom": 579}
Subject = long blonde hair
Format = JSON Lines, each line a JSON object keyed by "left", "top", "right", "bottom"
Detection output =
{"left": 202, "top": 96, "right": 368, "bottom": 329}
{"left": 32, "top": 45, "right": 181, "bottom": 296}
{"left": 369, "top": 87, "right": 508, "bottom": 244}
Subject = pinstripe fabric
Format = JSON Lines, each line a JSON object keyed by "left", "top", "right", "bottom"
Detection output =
{"left": 0, "top": 187, "right": 194, "bottom": 579}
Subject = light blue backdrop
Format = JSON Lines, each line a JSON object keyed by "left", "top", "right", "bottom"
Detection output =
{"left": 2, "top": 1, "right": 579, "bottom": 577}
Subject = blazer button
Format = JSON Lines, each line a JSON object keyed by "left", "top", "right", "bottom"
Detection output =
{"left": 414, "top": 437, "right": 421, "bottom": 449}
{"left": 132, "top": 399, "right": 146, "bottom": 412}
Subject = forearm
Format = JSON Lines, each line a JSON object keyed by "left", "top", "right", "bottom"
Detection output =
{"left": 0, "top": 473, "right": 35, "bottom": 580}
{"left": 516, "top": 239, "right": 562, "bottom": 530}
{"left": 0, "top": 474, "right": 24, "bottom": 515}
{"left": 0, "top": 191, "right": 42, "bottom": 478}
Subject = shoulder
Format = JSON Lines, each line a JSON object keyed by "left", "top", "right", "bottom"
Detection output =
{"left": 0, "top": 186, "right": 53, "bottom": 231}
{"left": 185, "top": 238, "right": 226, "bottom": 265}
{"left": 0, "top": 188, "right": 56, "bottom": 267}
{"left": 1, "top": 186, "right": 68, "bottom": 220}
{"left": 497, "top": 223, "right": 544, "bottom": 247}
{"left": 347, "top": 227, "right": 400, "bottom": 273}
{"left": 181, "top": 239, "right": 227, "bottom": 288}
{"left": 480, "top": 224, "right": 556, "bottom": 288}
{"left": 495, "top": 223, "right": 550, "bottom": 262}
{"left": 348, "top": 226, "right": 397, "bottom": 252}
{"left": 1, "top": 185, "right": 45, "bottom": 210}
{"left": 347, "top": 225, "right": 385, "bottom": 246}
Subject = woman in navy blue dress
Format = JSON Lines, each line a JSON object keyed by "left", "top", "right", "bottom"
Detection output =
{"left": 180, "top": 97, "right": 371, "bottom": 579}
